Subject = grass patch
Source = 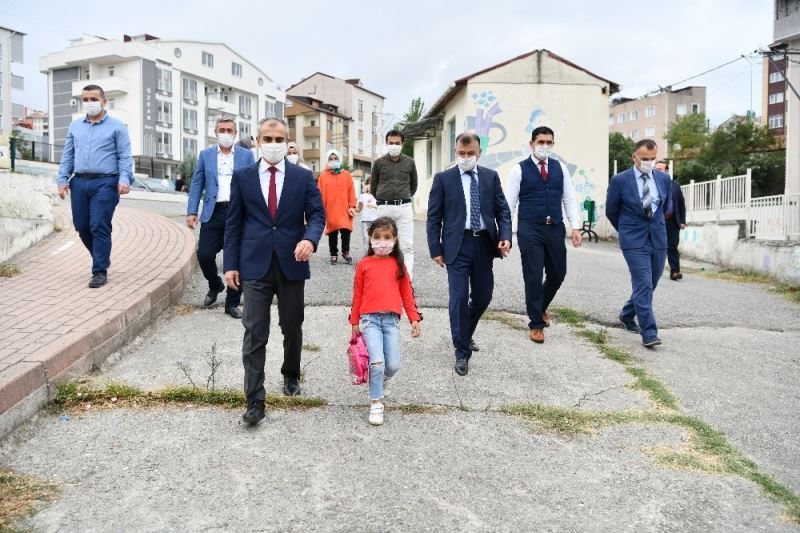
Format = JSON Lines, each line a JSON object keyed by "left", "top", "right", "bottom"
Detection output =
{"left": 50, "top": 381, "right": 325, "bottom": 411}
{"left": 501, "top": 403, "right": 629, "bottom": 437}
{"left": 0, "top": 468, "right": 59, "bottom": 530}
{"left": 480, "top": 310, "right": 527, "bottom": 331}
{"left": 0, "top": 263, "right": 21, "bottom": 278}
{"left": 697, "top": 268, "right": 800, "bottom": 304}
{"left": 626, "top": 367, "right": 679, "bottom": 411}
{"left": 598, "top": 345, "right": 633, "bottom": 365}
{"left": 170, "top": 304, "right": 200, "bottom": 317}
{"left": 549, "top": 307, "right": 586, "bottom": 327}
{"left": 302, "top": 343, "right": 321, "bottom": 352}
{"left": 394, "top": 403, "right": 441, "bottom": 414}
{"left": 577, "top": 328, "right": 608, "bottom": 345}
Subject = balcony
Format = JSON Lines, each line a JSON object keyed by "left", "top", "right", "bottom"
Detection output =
{"left": 304, "top": 148, "right": 320, "bottom": 160}
{"left": 72, "top": 76, "right": 128, "bottom": 97}
{"left": 303, "top": 126, "right": 320, "bottom": 138}
{"left": 207, "top": 97, "right": 239, "bottom": 117}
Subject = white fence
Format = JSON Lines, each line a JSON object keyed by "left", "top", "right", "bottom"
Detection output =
{"left": 681, "top": 169, "right": 800, "bottom": 241}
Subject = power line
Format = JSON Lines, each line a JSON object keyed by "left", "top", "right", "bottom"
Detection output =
{"left": 642, "top": 55, "right": 749, "bottom": 97}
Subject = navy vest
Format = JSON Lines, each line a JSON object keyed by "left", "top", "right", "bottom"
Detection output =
{"left": 518, "top": 157, "right": 564, "bottom": 224}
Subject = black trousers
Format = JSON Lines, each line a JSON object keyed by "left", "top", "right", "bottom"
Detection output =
{"left": 666, "top": 220, "right": 681, "bottom": 273}
{"left": 241, "top": 257, "right": 305, "bottom": 404}
{"left": 197, "top": 205, "right": 241, "bottom": 307}
{"left": 327, "top": 229, "right": 351, "bottom": 256}
{"left": 518, "top": 222, "right": 568, "bottom": 330}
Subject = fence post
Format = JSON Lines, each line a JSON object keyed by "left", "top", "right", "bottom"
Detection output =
{"left": 613, "top": 159, "right": 618, "bottom": 176}
{"left": 688, "top": 179, "right": 695, "bottom": 223}
{"left": 715, "top": 174, "right": 722, "bottom": 223}
{"left": 745, "top": 168, "right": 752, "bottom": 238}
{"left": 9, "top": 137, "right": 15, "bottom": 172}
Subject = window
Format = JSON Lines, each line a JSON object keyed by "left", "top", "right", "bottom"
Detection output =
{"left": 157, "top": 68, "right": 172, "bottom": 94}
{"left": 231, "top": 62, "right": 242, "bottom": 78}
{"left": 157, "top": 131, "right": 172, "bottom": 155}
{"left": 630, "top": 109, "right": 639, "bottom": 121}
{"left": 85, "top": 69, "right": 90, "bottom": 80}
{"left": 768, "top": 114, "right": 784, "bottom": 128}
{"left": 630, "top": 129, "right": 639, "bottom": 140}
{"left": 448, "top": 117, "right": 456, "bottom": 161}
{"left": 692, "top": 103, "right": 700, "bottom": 114}
{"left": 327, "top": 119, "right": 333, "bottom": 131}
{"left": 769, "top": 92, "right": 785, "bottom": 104}
{"left": 617, "top": 112, "right": 626, "bottom": 124}
{"left": 645, "top": 106, "right": 656, "bottom": 118}
{"left": 157, "top": 100, "right": 172, "bottom": 125}
{"left": 202, "top": 51, "right": 214, "bottom": 68}
{"left": 608, "top": 114, "right": 614, "bottom": 126}
{"left": 183, "top": 108, "right": 197, "bottom": 131}
{"left": 676, "top": 104, "right": 687, "bottom": 116}
{"left": 183, "top": 137, "right": 197, "bottom": 157}
{"left": 239, "top": 121, "right": 251, "bottom": 139}
{"left": 239, "top": 95, "right": 252, "bottom": 118}
{"left": 645, "top": 126, "right": 655, "bottom": 137}
{"left": 426, "top": 139, "right": 433, "bottom": 177}
{"left": 358, "top": 99, "right": 364, "bottom": 111}
{"left": 264, "top": 98, "right": 276, "bottom": 118}
{"left": 183, "top": 78, "right": 197, "bottom": 103}
{"left": 108, "top": 66, "right": 115, "bottom": 77}
{"left": 287, "top": 117, "right": 296, "bottom": 131}
{"left": 769, "top": 71, "right": 784, "bottom": 83}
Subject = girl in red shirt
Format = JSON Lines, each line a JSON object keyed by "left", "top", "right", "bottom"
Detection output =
{"left": 350, "top": 217, "right": 421, "bottom": 425}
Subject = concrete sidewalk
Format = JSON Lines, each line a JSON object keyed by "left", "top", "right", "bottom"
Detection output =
{"left": 0, "top": 205, "right": 195, "bottom": 438}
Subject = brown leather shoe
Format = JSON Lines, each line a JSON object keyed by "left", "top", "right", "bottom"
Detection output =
{"left": 530, "top": 329, "right": 545, "bottom": 343}
{"left": 670, "top": 271, "right": 683, "bottom": 281}
{"left": 542, "top": 311, "right": 551, "bottom": 328}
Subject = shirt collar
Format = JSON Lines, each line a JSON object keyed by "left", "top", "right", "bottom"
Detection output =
{"left": 634, "top": 166, "right": 649, "bottom": 179}
{"left": 530, "top": 154, "right": 548, "bottom": 166}
{"left": 217, "top": 145, "right": 234, "bottom": 156}
{"left": 259, "top": 157, "right": 286, "bottom": 174}
{"left": 82, "top": 110, "right": 109, "bottom": 124}
{"left": 459, "top": 166, "right": 478, "bottom": 177}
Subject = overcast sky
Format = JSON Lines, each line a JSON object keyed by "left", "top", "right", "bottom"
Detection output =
{"left": 2, "top": 0, "right": 775, "bottom": 128}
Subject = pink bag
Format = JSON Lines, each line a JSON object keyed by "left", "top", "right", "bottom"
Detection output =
{"left": 348, "top": 333, "right": 369, "bottom": 385}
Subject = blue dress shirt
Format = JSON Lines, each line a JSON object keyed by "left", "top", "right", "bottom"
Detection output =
{"left": 57, "top": 112, "right": 133, "bottom": 186}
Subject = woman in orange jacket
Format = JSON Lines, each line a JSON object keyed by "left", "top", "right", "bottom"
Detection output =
{"left": 318, "top": 149, "right": 357, "bottom": 265}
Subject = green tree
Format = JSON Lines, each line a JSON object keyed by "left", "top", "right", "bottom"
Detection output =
{"left": 665, "top": 112, "right": 708, "bottom": 153}
{"left": 177, "top": 154, "right": 197, "bottom": 188}
{"left": 399, "top": 97, "right": 425, "bottom": 157}
{"left": 608, "top": 132, "right": 635, "bottom": 176}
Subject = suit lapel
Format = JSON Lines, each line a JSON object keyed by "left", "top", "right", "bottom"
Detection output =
{"left": 208, "top": 149, "right": 218, "bottom": 186}
{"left": 276, "top": 164, "right": 293, "bottom": 223}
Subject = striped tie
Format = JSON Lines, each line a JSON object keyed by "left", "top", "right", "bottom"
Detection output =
{"left": 641, "top": 173, "right": 652, "bottom": 219}
{"left": 467, "top": 170, "right": 481, "bottom": 231}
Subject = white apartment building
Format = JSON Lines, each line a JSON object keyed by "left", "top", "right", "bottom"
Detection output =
{"left": 287, "top": 72, "right": 385, "bottom": 177}
{"left": 0, "top": 26, "right": 25, "bottom": 136}
{"left": 40, "top": 33, "right": 285, "bottom": 178}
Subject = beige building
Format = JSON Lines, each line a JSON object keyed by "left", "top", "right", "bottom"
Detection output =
{"left": 284, "top": 95, "right": 350, "bottom": 176}
{"left": 286, "top": 72, "right": 385, "bottom": 177}
{"left": 408, "top": 49, "right": 618, "bottom": 234}
{"left": 772, "top": 0, "right": 800, "bottom": 194}
{"left": 608, "top": 86, "right": 706, "bottom": 159}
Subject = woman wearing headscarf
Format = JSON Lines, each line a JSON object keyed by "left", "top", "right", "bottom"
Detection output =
{"left": 286, "top": 142, "right": 310, "bottom": 170}
{"left": 318, "top": 149, "right": 356, "bottom": 265}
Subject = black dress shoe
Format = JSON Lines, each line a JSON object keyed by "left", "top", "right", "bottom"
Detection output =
{"left": 283, "top": 377, "right": 301, "bottom": 396}
{"left": 204, "top": 278, "right": 225, "bottom": 307}
{"left": 88, "top": 272, "right": 107, "bottom": 288}
{"left": 454, "top": 359, "right": 469, "bottom": 376}
{"left": 242, "top": 402, "right": 265, "bottom": 426}
{"left": 225, "top": 306, "right": 243, "bottom": 319}
{"left": 469, "top": 339, "right": 479, "bottom": 352}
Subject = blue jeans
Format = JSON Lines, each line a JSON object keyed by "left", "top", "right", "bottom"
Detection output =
{"left": 360, "top": 312, "right": 401, "bottom": 400}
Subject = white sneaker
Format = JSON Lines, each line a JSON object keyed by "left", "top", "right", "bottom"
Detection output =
{"left": 369, "top": 403, "right": 384, "bottom": 426}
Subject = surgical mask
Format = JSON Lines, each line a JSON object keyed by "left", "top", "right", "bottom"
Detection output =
{"left": 217, "top": 134, "right": 234, "bottom": 148}
{"left": 83, "top": 101, "right": 103, "bottom": 117}
{"left": 329, "top": 160, "right": 341, "bottom": 170}
{"left": 260, "top": 143, "right": 287, "bottom": 164}
{"left": 638, "top": 159, "right": 656, "bottom": 174}
{"left": 533, "top": 145, "right": 552, "bottom": 160}
{"left": 457, "top": 156, "right": 477, "bottom": 172}
{"left": 387, "top": 144, "right": 402, "bottom": 157}
{"left": 371, "top": 239, "right": 396, "bottom": 256}
{"left": 286, "top": 154, "right": 300, "bottom": 165}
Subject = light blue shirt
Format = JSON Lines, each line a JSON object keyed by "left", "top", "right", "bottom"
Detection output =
{"left": 460, "top": 167, "right": 486, "bottom": 231}
{"left": 57, "top": 111, "right": 133, "bottom": 186}
{"left": 633, "top": 165, "right": 661, "bottom": 213}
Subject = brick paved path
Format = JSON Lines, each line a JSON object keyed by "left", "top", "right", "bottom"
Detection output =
{"left": 0, "top": 205, "right": 195, "bottom": 426}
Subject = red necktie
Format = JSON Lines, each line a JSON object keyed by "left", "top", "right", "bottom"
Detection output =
{"left": 539, "top": 160, "right": 548, "bottom": 181}
{"left": 268, "top": 166, "right": 278, "bottom": 219}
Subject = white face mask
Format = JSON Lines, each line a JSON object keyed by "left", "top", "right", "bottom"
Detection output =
{"left": 371, "top": 239, "right": 396, "bottom": 256}
{"left": 286, "top": 154, "right": 300, "bottom": 165}
{"left": 533, "top": 145, "right": 552, "bottom": 160}
{"left": 83, "top": 101, "right": 103, "bottom": 117}
{"left": 260, "top": 143, "right": 287, "bottom": 164}
{"left": 329, "top": 159, "right": 341, "bottom": 170}
{"left": 457, "top": 156, "right": 477, "bottom": 172}
{"left": 638, "top": 159, "right": 656, "bottom": 174}
{"left": 387, "top": 144, "right": 402, "bottom": 157}
{"left": 217, "top": 134, "right": 235, "bottom": 148}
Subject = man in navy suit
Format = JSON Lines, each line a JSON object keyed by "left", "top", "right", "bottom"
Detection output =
{"left": 224, "top": 118, "right": 325, "bottom": 425}
{"left": 427, "top": 133, "right": 512, "bottom": 376}
{"left": 656, "top": 160, "right": 687, "bottom": 281}
{"left": 187, "top": 118, "right": 255, "bottom": 318}
{"left": 606, "top": 139, "right": 673, "bottom": 347}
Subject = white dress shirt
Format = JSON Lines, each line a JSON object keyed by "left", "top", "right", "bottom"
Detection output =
{"left": 258, "top": 157, "right": 286, "bottom": 208}
{"left": 216, "top": 146, "right": 235, "bottom": 202}
{"left": 504, "top": 154, "right": 580, "bottom": 230}
{"left": 460, "top": 167, "right": 486, "bottom": 231}
{"left": 633, "top": 165, "right": 661, "bottom": 213}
